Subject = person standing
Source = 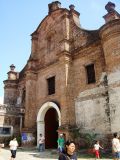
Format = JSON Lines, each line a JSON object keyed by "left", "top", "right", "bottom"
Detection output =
{"left": 9, "top": 137, "right": 18, "bottom": 160}
{"left": 38, "top": 133, "right": 45, "bottom": 152}
{"left": 58, "top": 140, "right": 77, "bottom": 160}
{"left": 112, "top": 132, "right": 120, "bottom": 160}
{"left": 94, "top": 140, "right": 104, "bottom": 159}
{"left": 57, "top": 134, "right": 65, "bottom": 153}
{"left": 0, "top": 143, "right": 5, "bottom": 160}
{"left": 0, "top": 143, "right": 4, "bottom": 149}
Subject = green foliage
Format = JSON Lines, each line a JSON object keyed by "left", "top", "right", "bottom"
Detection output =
{"left": 70, "top": 128, "right": 98, "bottom": 149}
{"left": 70, "top": 128, "right": 80, "bottom": 139}
{"left": 16, "top": 135, "right": 21, "bottom": 146}
{"left": 80, "top": 132, "right": 97, "bottom": 147}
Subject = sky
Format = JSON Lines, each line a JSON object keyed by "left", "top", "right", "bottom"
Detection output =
{"left": 0, "top": 0, "right": 120, "bottom": 104}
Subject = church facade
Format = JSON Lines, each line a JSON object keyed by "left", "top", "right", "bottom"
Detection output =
{"left": 0, "top": 1, "right": 120, "bottom": 148}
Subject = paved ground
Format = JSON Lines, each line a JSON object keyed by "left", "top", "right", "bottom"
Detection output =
{"left": 0, "top": 147, "right": 111, "bottom": 160}
{"left": 1, "top": 148, "right": 57, "bottom": 160}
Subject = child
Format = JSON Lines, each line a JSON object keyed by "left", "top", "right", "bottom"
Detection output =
{"left": 94, "top": 140, "right": 104, "bottom": 159}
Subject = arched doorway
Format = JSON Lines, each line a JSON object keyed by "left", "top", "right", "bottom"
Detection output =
{"left": 37, "top": 102, "right": 61, "bottom": 148}
{"left": 45, "top": 108, "right": 58, "bottom": 148}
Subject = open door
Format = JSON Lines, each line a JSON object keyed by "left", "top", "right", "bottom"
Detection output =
{"left": 45, "top": 108, "right": 58, "bottom": 148}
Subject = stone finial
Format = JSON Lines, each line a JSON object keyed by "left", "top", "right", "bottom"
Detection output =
{"left": 7, "top": 64, "right": 17, "bottom": 80}
{"left": 48, "top": 1, "right": 61, "bottom": 14}
{"left": 105, "top": 2, "right": 115, "bottom": 13}
{"left": 10, "top": 64, "right": 15, "bottom": 71}
{"left": 69, "top": 4, "right": 80, "bottom": 27}
{"left": 69, "top": 4, "right": 75, "bottom": 11}
{"left": 103, "top": 1, "right": 120, "bottom": 23}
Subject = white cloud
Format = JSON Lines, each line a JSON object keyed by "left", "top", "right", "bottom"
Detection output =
{"left": 0, "top": 97, "right": 3, "bottom": 104}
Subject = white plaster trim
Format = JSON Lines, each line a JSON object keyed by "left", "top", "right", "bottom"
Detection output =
{"left": 0, "top": 125, "right": 13, "bottom": 137}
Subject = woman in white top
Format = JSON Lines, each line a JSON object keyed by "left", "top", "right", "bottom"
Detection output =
{"left": 9, "top": 137, "right": 18, "bottom": 160}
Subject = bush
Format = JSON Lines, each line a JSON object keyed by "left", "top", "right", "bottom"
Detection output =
{"left": 16, "top": 136, "right": 21, "bottom": 146}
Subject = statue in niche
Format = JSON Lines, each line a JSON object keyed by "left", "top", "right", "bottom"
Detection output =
{"left": 17, "top": 96, "right": 21, "bottom": 105}
{"left": 16, "top": 90, "right": 22, "bottom": 106}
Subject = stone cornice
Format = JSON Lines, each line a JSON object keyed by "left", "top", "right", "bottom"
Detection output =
{"left": 0, "top": 104, "right": 25, "bottom": 115}
{"left": 36, "top": 59, "right": 59, "bottom": 72}
{"left": 99, "top": 19, "right": 120, "bottom": 39}
{"left": 72, "top": 40, "right": 101, "bottom": 59}
{"left": 25, "top": 71, "right": 37, "bottom": 81}
{"left": 3, "top": 79, "right": 18, "bottom": 84}
{"left": 4, "top": 82, "right": 18, "bottom": 89}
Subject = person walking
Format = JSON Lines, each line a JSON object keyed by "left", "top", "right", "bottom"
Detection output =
{"left": 112, "top": 132, "right": 120, "bottom": 160}
{"left": 58, "top": 140, "right": 77, "bottom": 160}
{"left": 38, "top": 133, "right": 45, "bottom": 152}
{"left": 94, "top": 140, "right": 104, "bottom": 159}
{"left": 9, "top": 137, "right": 18, "bottom": 160}
{"left": 57, "top": 134, "right": 65, "bottom": 153}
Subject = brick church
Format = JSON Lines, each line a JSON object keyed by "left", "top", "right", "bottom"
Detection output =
{"left": 0, "top": 1, "right": 120, "bottom": 148}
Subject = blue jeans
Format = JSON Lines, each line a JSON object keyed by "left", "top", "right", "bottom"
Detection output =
{"left": 114, "top": 152, "right": 120, "bottom": 159}
{"left": 58, "top": 146, "right": 64, "bottom": 153}
{"left": 39, "top": 143, "right": 45, "bottom": 152}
